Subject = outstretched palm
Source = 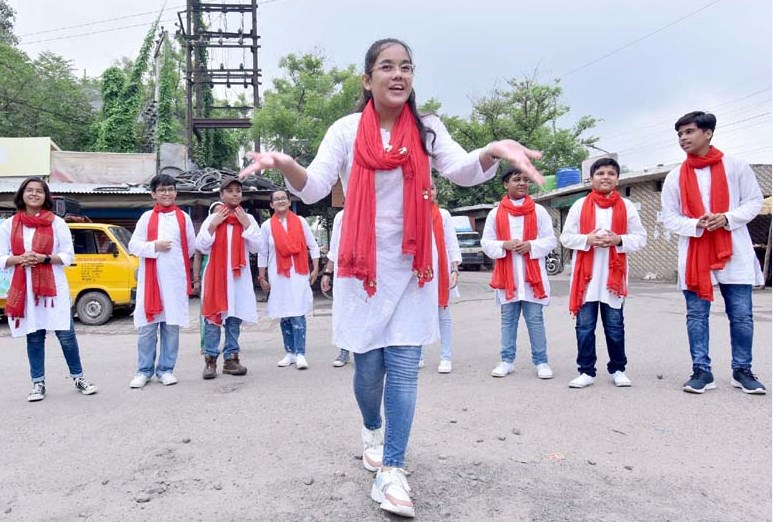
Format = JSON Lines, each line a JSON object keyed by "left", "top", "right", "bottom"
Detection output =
{"left": 489, "top": 140, "right": 544, "bottom": 185}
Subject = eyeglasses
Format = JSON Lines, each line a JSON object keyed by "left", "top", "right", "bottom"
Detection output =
{"left": 272, "top": 197, "right": 289, "bottom": 202}
{"left": 374, "top": 63, "right": 415, "bottom": 75}
{"left": 154, "top": 187, "right": 177, "bottom": 194}
{"left": 24, "top": 188, "right": 46, "bottom": 195}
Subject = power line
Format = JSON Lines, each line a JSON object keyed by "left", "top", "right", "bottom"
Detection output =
{"left": 559, "top": 0, "right": 723, "bottom": 79}
{"left": 0, "top": 93, "right": 91, "bottom": 125}
{"left": 19, "top": 18, "right": 177, "bottom": 46}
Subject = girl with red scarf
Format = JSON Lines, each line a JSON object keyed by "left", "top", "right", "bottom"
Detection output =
{"left": 258, "top": 189, "right": 320, "bottom": 370}
{"left": 195, "top": 178, "right": 262, "bottom": 380}
{"left": 238, "top": 39, "right": 543, "bottom": 518}
{"left": 560, "top": 158, "right": 646, "bottom": 390}
{"left": 481, "top": 167, "right": 557, "bottom": 381}
{"left": 0, "top": 177, "right": 97, "bottom": 402}
{"left": 128, "top": 175, "right": 196, "bottom": 389}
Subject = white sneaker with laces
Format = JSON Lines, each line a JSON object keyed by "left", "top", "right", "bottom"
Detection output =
{"left": 536, "top": 363, "right": 554, "bottom": 379}
{"left": 296, "top": 354, "right": 309, "bottom": 370}
{"left": 130, "top": 374, "right": 151, "bottom": 389}
{"left": 437, "top": 360, "right": 452, "bottom": 374}
{"left": 158, "top": 372, "right": 178, "bottom": 386}
{"left": 74, "top": 377, "right": 98, "bottom": 395}
{"left": 361, "top": 426, "right": 384, "bottom": 472}
{"left": 611, "top": 371, "right": 632, "bottom": 387}
{"left": 569, "top": 373, "right": 595, "bottom": 388}
{"left": 277, "top": 354, "right": 296, "bottom": 367}
{"left": 491, "top": 361, "right": 514, "bottom": 378}
{"left": 371, "top": 467, "right": 414, "bottom": 518}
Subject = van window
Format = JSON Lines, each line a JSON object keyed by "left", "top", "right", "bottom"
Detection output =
{"left": 109, "top": 226, "right": 132, "bottom": 251}
{"left": 457, "top": 233, "right": 481, "bottom": 248}
{"left": 72, "top": 230, "right": 97, "bottom": 254}
{"left": 94, "top": 230, "right": 113, "bottom": 254}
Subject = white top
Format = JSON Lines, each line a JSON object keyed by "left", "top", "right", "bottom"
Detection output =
{"left": 661, "top": 155, "right": 764, "bottom": 288}
{"left": 195, "top": 213, "right": 262, "bottom": 323}
{"left": 481, "top": 199, "right": 558, "bottom": 306}
{"left": 438, "top": 207, "right": 463, "bottom": 300}
{"left": 560, "top": 195, "right": 647, "bottom": 309}
{"left": 129, "top": 208, "right": 197, "bottom": 328}
{"left": 0, "top": 215, "right": 74, "bottom": 337}
{"left": 328, "top": 210, "right": 344, "bottom": 260}
{"left": 258, "top": 214, "right": 320, "bottom": 319}
{"left": 288, "top": 112, "right": 499, "bottom": 353}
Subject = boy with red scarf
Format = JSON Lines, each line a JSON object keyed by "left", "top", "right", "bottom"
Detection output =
{"left": 258, "top": 189, "right": 320, "bottom": 370}
{"left": 0, "top": 177, "right": 98, "bottom": 401}
{"left": 196, "top": 178, "right": 262, "bottom": 379}
{"left": 560, "top": 158, "right": 646, "bottom": 389}
{"left": 661, "top": 111, "right": 765, "bottom": 395}
{"left": 128, "top": 174, "right": 196, "bottom": 388}
{"left": 482, "top": 167, "right": 557, "bottom": 379}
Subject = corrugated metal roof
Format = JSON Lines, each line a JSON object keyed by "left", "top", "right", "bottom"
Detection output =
{"left": 0, "top": 182, "right": 151, "bottom": 194}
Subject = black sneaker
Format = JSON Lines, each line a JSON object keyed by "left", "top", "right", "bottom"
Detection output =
{"left": 683, "top": 368, "right": 716, "bottom": 394}
{"left": 731, "top": 368, "right": 767, "bottom": 395}
{"left": 27, "top": 382, "right": 46, "bottom": 402}
{"left": 74, "top": 377, "right": 98, "bottom": 395}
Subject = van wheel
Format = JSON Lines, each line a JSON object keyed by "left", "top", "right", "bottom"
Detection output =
{"left": 76, "top": 291, "right": 113, "bottom": 326}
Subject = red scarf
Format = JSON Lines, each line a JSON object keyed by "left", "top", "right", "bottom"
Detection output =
{"left": 569, "top": 190, "right": 628, "bottom": 315}
{"left": 338, "top": 100, "right": 432, "bottom": 297}
{"left": 431, "top": 204, "right": 450, "bottom": 308}
{"left": 489, "top": 196, "right": 546, "bottom": 301}
{"left": 679, "top": 146, "right": 732, "bottom": 301}
{"left": 6, "top": 210, "right": 57, "bottom": 326}
{"left": 143, "top": 204, "right": 192, "bottom": 323}
{"left": 270, "top": 211, "right": 309, "bottom": 277}
{"left": 201, "top": 210, "right": 246, "bottom": 325}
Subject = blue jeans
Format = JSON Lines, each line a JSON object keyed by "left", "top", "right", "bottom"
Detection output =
{"left": 575, "top": 301, "right": 626, "bottom": 377}
{"left": 499, "top": 301, "right": 548, "bottom": 365}
{"left": 203, "top": 316, "right": 243, "bottom": 359}
{"left": 684, "top": 284, "right": 754, "bottom": 372}
{"left": 26, "top": 319, "right": 83, "bottom": 383}
{"left": 280, "top": 316, "right": 307, "bottom": 355}
{"left": 420, "top": 306, "right": 453, "bottom": 361}
{"left": 353, "top": 346, "right": 421, "bottom": 468}
{"left": 136, "top": 322, "right": 180, "bottom": 377}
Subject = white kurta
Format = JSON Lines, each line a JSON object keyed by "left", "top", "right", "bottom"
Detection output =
{"left": 129, "top": 208, "right": 196, "bottom": 328}
{"left": 439, "top": 207, "right": 463, "bottom": 300}
{"left": 196, "top": 214, "right": 262, "bottom": 323}
{"left": 481, "top": 199, "right": 558, "bottom": 306}
{"left": 0, "top": 215, "right": 74, "bottom": 337}
{"left": 560, "top": 196, "right": 647, "bottom": 309}
{"left": 288, "top": 113, "right": 498, "bottom": 353}
{"left": 661, "top": 155, "right": 763, "bottom": 288}
{"left": 258, "top": 215, "right": 320, "bottom": 319}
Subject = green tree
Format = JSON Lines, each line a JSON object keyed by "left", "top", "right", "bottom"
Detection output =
{"left": 434, "top": 75, "right": 598, "bottom": 208}
{"left": 0, "top": 0, "right": 17, "bottom": 46}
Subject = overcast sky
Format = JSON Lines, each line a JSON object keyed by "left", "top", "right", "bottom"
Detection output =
{"left": 10, "top": 0, "right": 773, "bottom": 170}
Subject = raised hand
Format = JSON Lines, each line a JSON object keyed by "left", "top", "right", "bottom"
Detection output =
{"left": 238, "top": 151, "right": 292, "bottom": 180}
{"left": 486, "top": 140, "right": 544, "bottom": 185}
{"left": 233, "top": 206, "right": 252, "bottom": 228}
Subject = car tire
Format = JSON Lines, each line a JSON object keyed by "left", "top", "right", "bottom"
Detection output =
{"left": 76, "top": 291, "right": 113, "bottom": 326}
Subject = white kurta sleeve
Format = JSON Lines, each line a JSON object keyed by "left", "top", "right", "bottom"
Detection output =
{"left": 661, "top": 170, "right": 703, "bottom": 238}
{"left": 617, "top": 200, "right": 647, "bottom": 254}
{"left": 530, "top": 206, "right": 558, "bottom": 259}
{"left": 289, "top": 119, "right": 349, "bottom": 204}
{"left": 196, "top": 215, "right": 216, "bottom": 254}
{"left": 257, "top": 221, "right": 270, "bottom": 268}
{"left": 441, "top": 209, "right": 462, "bottom": 264}
{"left": 243, "top": 216, "right": 262, "bottom": 255}
{"left": 301, "top": 218, "right": 320, "bottom": 259}
{"left": 328, "top": 211, "right": 343, "bottom": 260}
{"left": 560, "top": 199, "right": 591, "bottom": 251}
{"left": 184, "top": 215, "right": 196, "bottom": 258}
{"left": 428, "top": 116, "right": 499, "bottom": 187}
{"left": 725, "top": 163, "right": 763, "bottom": 231}
{"left": 54, "top": 217, "right": 74, "bottom": 266}
{"left": 129, "top": 212, "right": 160, "bottom": 259}
{"left": 0, "top": 218, "right": 11, "bottom": 269}
{"left": 481, "top": 208, "right": 506, "bottom": 260}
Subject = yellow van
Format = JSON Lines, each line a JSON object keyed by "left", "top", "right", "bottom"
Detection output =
{"left": 0, "top": 222, "right": 139, "bottom": 326}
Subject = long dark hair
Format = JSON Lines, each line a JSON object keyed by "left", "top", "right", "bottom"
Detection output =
{"left": 14, "top": 177, "right": 54, "bottom": 211}
{"left": 355, "top": 38, "right": 436, "bottom": 156}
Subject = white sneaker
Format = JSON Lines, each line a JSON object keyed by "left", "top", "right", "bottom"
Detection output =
{"left": 361, "top": 426, "right": 384, "bottom": 472}
{"left": 371, "top": 467, "right": 414, "bottom": 518}
{"left": 491, "top": 361, "right": 514, "bottom": 378}
{"left": 418, "top": 359, "right": 425, "bottom": 369}
{"left": 158, "top": 372, "right": 178, "bottom": 386}
{"left": 437, "top": 360, "right": 452, "bottom": 374}
{"left": 569, "top": 373, "right": 595, "bottom": 388}
{"left": 277, "top": 354, "right": 296, "bottom": 367}
{"left": 129, "top": 374, "right": 151, "bottom": 389}
{"left": 296, "top": 354, "right": 309, "bottom": 370}
{"left": 536, "top": 363, "right": 554, "bottom": 379}
{"left": 611, "top": 371, "right": 632, "bottom": 387}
